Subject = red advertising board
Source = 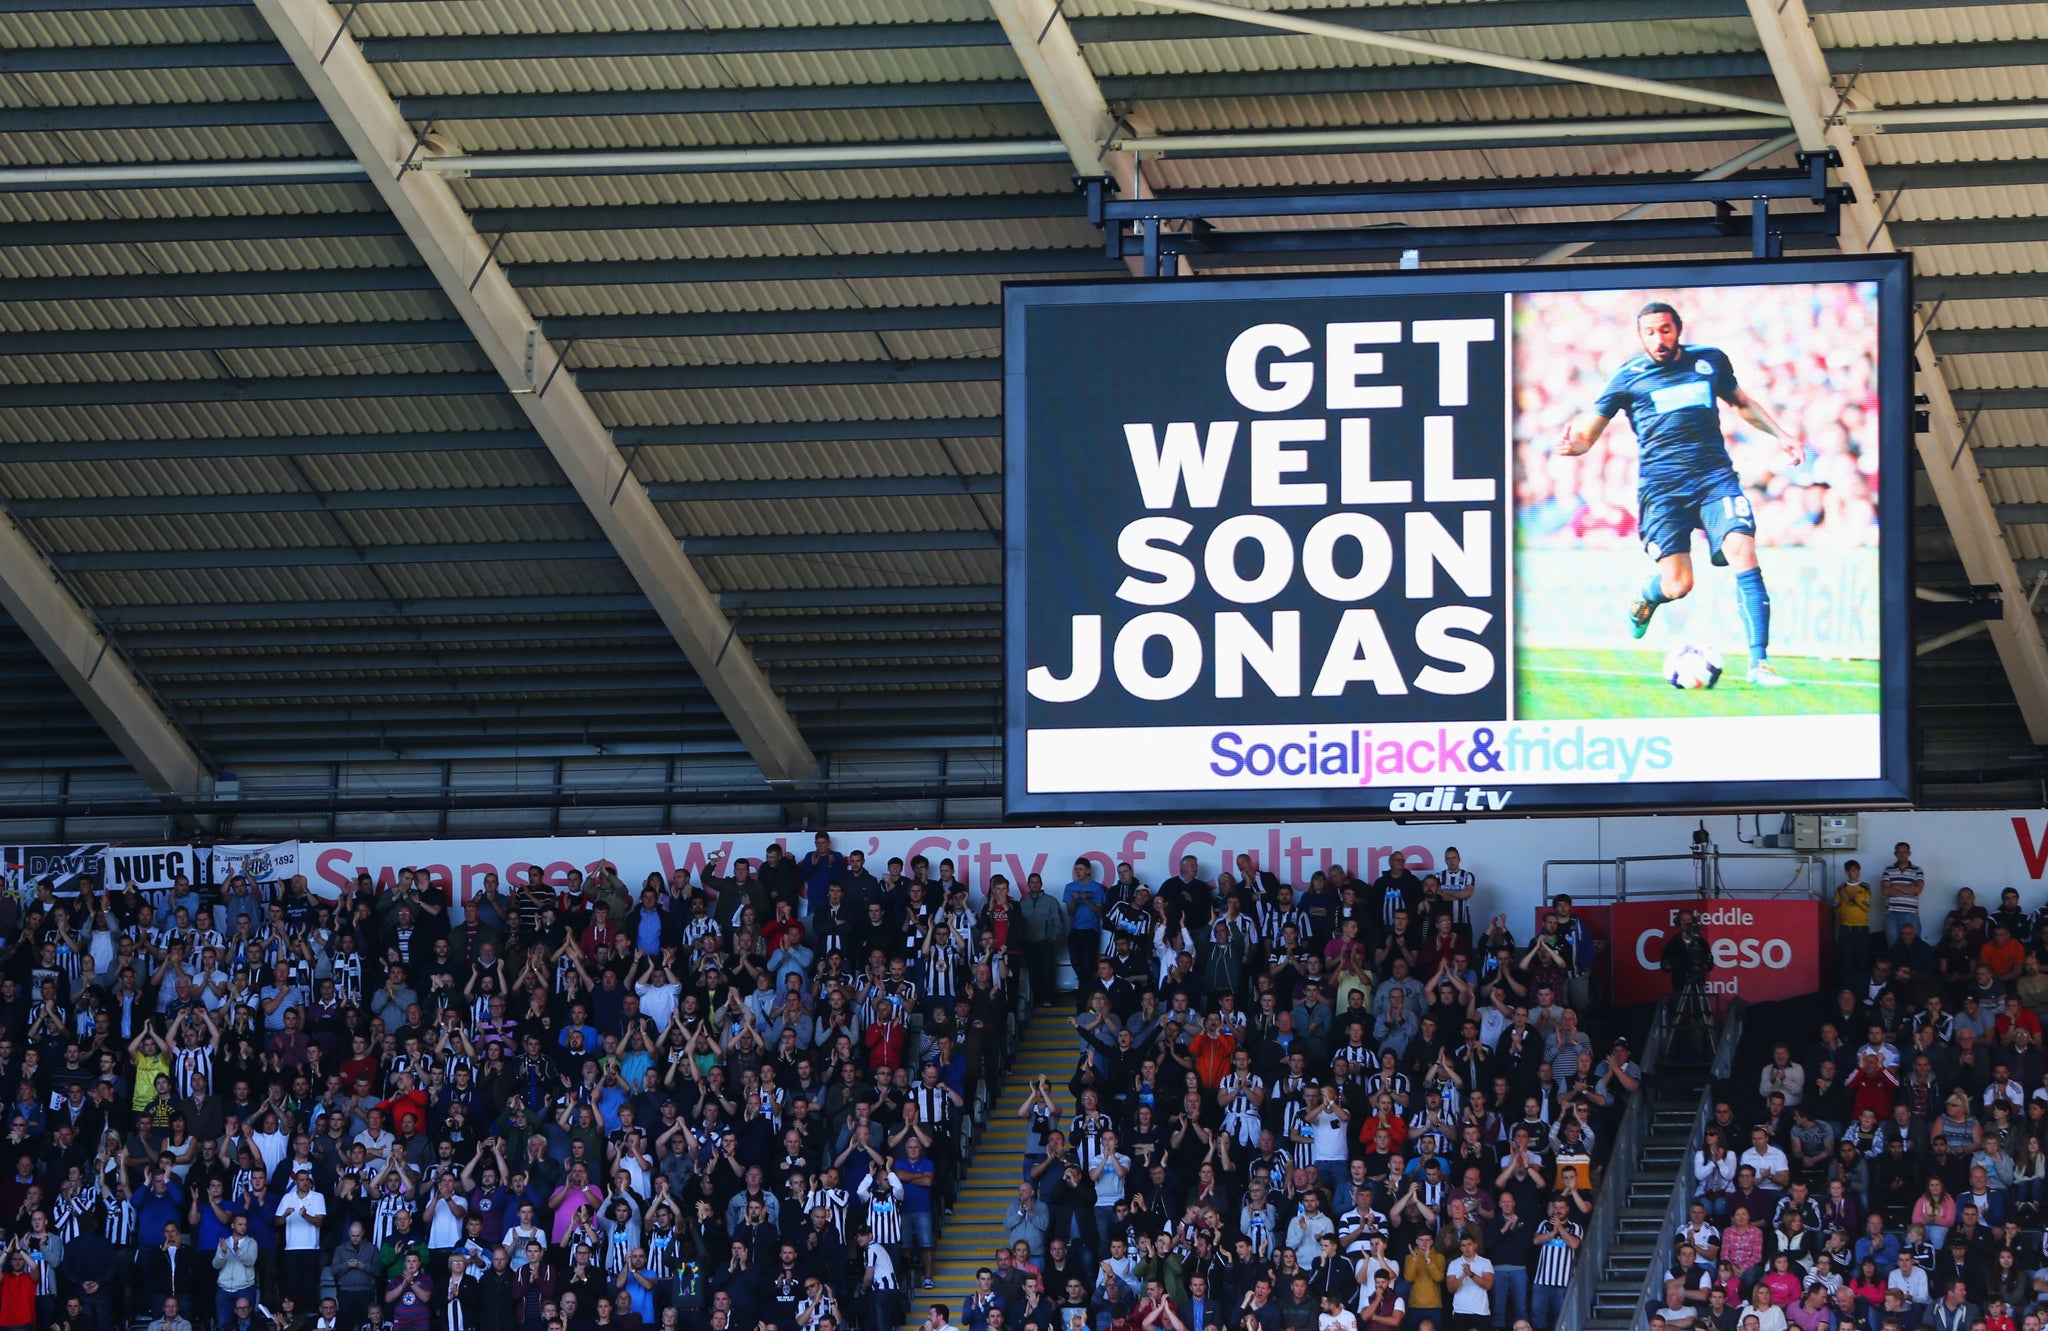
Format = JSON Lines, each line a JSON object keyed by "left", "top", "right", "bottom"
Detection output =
{"left": 1607, "top": 898, "right": 1831, "bottom": 1005}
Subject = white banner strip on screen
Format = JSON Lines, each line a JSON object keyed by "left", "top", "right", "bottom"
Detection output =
{"left": 1026, "top": 713, "right": 1882, "bottom": 793}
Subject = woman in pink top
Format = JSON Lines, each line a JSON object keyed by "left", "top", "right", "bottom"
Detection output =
{"left": 1720, "top": 1206, "right": 1766, "bottom": 1284}
{"left": 548, "top": 1161, "right": 604, "bottom": 1245}
{"left": 1910, "top": 1178, "right": 1958, "bottom": 1247}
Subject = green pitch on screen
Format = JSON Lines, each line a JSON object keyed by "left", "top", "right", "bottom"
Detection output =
{"left": 1515, "top": 647, "right": 1882, "bottom": 720}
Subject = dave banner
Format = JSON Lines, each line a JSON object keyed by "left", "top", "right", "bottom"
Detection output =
{"left": 1004, "top": 258, "right": 1912, "bottom": 816}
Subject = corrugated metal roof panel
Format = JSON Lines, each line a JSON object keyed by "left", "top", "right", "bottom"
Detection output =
{"left": 353, "top": 0, "right": 992, "bottom": 37}
{"left": 1931, "top": 298, "right": 2048, "bottom": 331}
{"left": 523, "top": 273, "right": 1056, "bottom": 313}
{"left": 694, "top": 547, "right": 999, "bottom": 592}
{"left": 661, "top": 492, "right": 989, "bottom": 537}
{"left": 452, "top": 163, "right": 1074, "bottom": 211}
{"left": 27, "top": 510, "right": 333, "bottom": 554}
{"left": 0, "top": 238, "right": 423, "bottom": 280}
{"left": 592, "top": 379, "right": 999, "bottom": 425}
{"left": 1863, "top": 69, "right": 2048, "bottom": 109}
{"left": 0, "top": 343, "right": 483, "bottom": 385}
{"left": 370, "top": 559, "right": 641, "bottom": 600}
{"left": 0, "top": 126, "right": 347, "bottom": 168}
{"left": 568, "top": 330, "right": 921, "bottom": 369}
{"left": 1983, "top": 467, "right": 2048, "bottom": 505}
{"left": 2002, "top": 525, "right": 2048, "bottom": 561}
{"left": 1815, "top": 5, "right": 2048, "bottom": 48}
{"left": 1136, "top": 82, "right": 1738, "bottom": 134}
{"left": 293, "top": 449, "right": 566, "bottom": 493}
{"left": 334, "top": 504, "right": 600, "bottom": 546}
{"left": 567, "top": 329, "right": 998, "bottom": 368}
{"left": 1944, "top": 351, "right": 2048, "bottom": 391}
{"left": 1896, "top": 241, "right": 2048, "bottom": 276}
{"left": 496, "top": 216, "right": 1094, "bottom": 263}
{"left": 2, "top": 6, "right": 269, "bottom": 46}
{"left": 219, "top": 342, "right": 488, "bottom": 379}
{"left": 0, "top": 291, "right": 452, "bottom": 333}
{"left": 1863, "top": 127, "right": 2048, "bottom": 166}
{"left": 433, "top": 106, "right": 1050, "bottom": 154}
{"left": 1970, "top": 411, "right": 2048, "bottom": 449}
{"left": 1895, "top": 184, "right": 2048, "bottom": 223}
{"left": 0, "top": 395, "right": 527, "bottom": 443}
{"left": 0, "top": 455, "right": 306, "bottom": 499}
{"left": 0, "top": 67, "right": 306, "bottom": 108}
{"left": 635, "top": 437, "right": 998, "bottom": 484}
{"left": 1086, "top": 21, "right": 1759, "bottom": 81}
{"left": 73, "top": 563, "right": 390, "bottom": 607}
{"left": 380, "top": 46, "right": 1021, "bottom": 100}
{"left": 1149, "top": 137, "right": 1799, "bottom": 190}
{"left": 0, "top": 184, "right": 382, "bottom": 225}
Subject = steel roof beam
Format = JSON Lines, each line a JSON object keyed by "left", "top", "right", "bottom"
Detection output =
{"left": 0, "top": 194, "right": 1082, "bottom": 247}
{"left": 0, "top": 358, "right": 997, "bottom": 407}
{"left": 0, "top": 510, "right": 208, "bottom": 796}
{"left": 138, "top": 641, "right": 998, "bottom": 675}
{"left": 52, "top": 530, "right": 1000, "bottom": 572}
{"left": 11, "top": 474, "right": 998, "bottom": 516}
{"left": 1748, "top": 0, "right": 2048, "bottom": 744}
{"left": 251, "top": 0, "right": 816, "bottom": 784}
{"left": 0, "top": 418, "right": 998, "bottom": 464}
{"left": 164, "top": 694, "right": 1001, "bottom": 727}
{"left": 0, "top": 254, "right": 1114, "bottom": 293}
{"left": 158, "top": 663, "right": 999, "bottom": 701}
{"left": 121, "top": 613, "right": 1005, "bottom": 650}
{"left": 91, "top": 587, "right": 1001, "bottom": 626}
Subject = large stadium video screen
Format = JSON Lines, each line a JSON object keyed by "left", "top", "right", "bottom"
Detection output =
{"left": 1003, "top": 258, "right": 1912, "bottom": 817}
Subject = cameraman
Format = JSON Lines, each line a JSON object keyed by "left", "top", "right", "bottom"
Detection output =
{"left": 1660, "top": 910, "right": 1715, "bottom": 986}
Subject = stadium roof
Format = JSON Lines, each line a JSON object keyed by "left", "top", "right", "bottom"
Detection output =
{"left": 0, "top": 0, "right": 2044, "bottom": 825}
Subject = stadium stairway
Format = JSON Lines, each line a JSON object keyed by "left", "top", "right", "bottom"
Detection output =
{"left": 904, "top": 1012, "right": 1076, "bottom": 1326}
{"left": 1585, "top": 1068, "right": 1712, "bottom": 1331}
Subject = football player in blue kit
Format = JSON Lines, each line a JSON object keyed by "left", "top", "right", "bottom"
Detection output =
{"left": 1555, "top": 301, "right": 1806, "bottom": 687}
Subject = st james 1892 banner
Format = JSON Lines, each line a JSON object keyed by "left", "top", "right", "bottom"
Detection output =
{"left": 1003, "top": 259, "right": 1914, "bottom": 817}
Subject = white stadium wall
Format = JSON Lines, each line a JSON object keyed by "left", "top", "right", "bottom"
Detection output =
{"left": 21, "top": 809, "right": 2048, "bottom": 923}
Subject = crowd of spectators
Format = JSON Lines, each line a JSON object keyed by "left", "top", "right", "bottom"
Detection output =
{"left": 931, "top": 846, "right": 1623, "bottom": 1331}
{"left": 0, "top": 833, "right": 1024, "bottom": 1331}
{"left": 1647, "top": 841, "right": 2048, "bottom": 1331}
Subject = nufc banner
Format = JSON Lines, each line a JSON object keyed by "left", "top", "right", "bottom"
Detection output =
{"left": 1004, "top": 258, "right": 1913, "bottom": 816}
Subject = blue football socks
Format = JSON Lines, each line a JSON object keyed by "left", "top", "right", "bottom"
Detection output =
{"left": 1735, "top": 566, "right": 1771, "bottom": 663}
{"left": 1641, "top": 572, "right": 1671, "bottom": 606}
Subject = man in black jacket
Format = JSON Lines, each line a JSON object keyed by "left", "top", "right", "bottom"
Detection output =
{"left": 58, "top": 1214, "right": 118, "bottom": 1331}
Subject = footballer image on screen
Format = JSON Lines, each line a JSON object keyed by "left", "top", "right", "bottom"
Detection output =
{"left": 1511, "top": 282, "right": 1881, "bottom": 721}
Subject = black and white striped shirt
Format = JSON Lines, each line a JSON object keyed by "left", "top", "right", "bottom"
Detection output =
{"left": 1534, "top": 1219, "right": 1583, "bottom": 1286}
{"left": 173, "top": 1045, "right": 214, "bottom": 1100}
{"left": 804, "top": 1186, "right": 850, "bottom": 1241}
{"left": 100, "top": 1193, "right": 134, "bottom": 1246}
{"left": 911, "top": 1083, "right": 955, "bottom": 1129}
{"left": 864, "top": 1240, "right": 898, "bottom": 1289}
{"left": 921, "top": 951, "right": 958, "bottom": 1002}
{"left": 1439, "top": 869, "right": 1475, "bottom": 927}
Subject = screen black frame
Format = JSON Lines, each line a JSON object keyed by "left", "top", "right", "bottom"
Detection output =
{"left": 1002, "top": 255, "right": 1915, "bottom": 819}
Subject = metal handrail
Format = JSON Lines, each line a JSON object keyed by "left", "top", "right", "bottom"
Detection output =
{"left": 1540, "top": 858, "right": 1619, "bottom": 905}
{"left": 1614, "top": 852, "right": 1826, "bottom": 901}
{"left": 1631, "top": 1001, "right": 1750, "bottom": 1322}
{"left": 1554, "top": 1000, "right": 1670, "bottom": 1331}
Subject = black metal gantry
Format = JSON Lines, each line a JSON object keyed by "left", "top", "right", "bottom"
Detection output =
{"left": 1086, "top": 149, "right": 1849, "bottom": 275}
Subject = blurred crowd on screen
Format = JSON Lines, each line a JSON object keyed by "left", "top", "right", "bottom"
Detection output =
{"left": 1511, "top": 284, "right": 1882, "bottom": 551}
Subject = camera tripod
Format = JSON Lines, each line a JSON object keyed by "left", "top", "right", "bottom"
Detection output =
{"left": 1670, "top": 974, "right": 1718, "bottom": 1063}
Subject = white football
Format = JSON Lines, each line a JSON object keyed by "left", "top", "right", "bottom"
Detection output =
{"left": 1663, "top": 643, "right": 1724, "bottom": 690}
